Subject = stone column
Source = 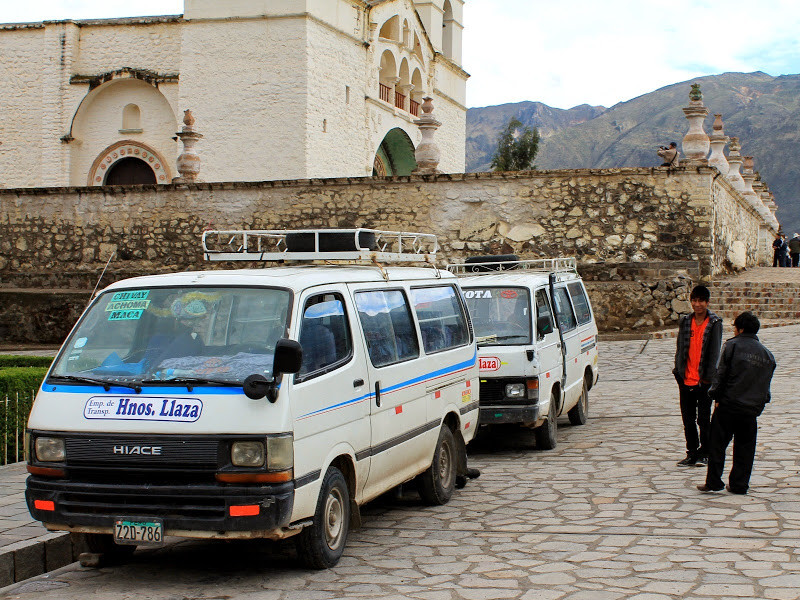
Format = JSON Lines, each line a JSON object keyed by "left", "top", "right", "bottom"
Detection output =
{"left": 173, "top": 110, "right": 204, "bottom": 184}
{"left": 725, "top": 137, "right": 745, "bottom": 191}
{"left": 413, "top": 97, "right": 442, "bottom": 175}
{"left": 389, "top": 77, "right": 401, "bottom": 109}
{"left": 707, "top": 114, "right": 729, "bottom": 176}
{"left": 681, "top": 84, "right": 710, "bottom": 166}
{"left": 398, "top": 84, "right": 414, "bottom": 112}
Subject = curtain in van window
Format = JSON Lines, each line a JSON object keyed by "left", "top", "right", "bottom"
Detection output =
{"left": 410, "top": 286, "right": 470, "bottom": 353}
{"left": 567, "top": 282, "right": 592, "bottom": 325}
{"left": 354, "top": 290, "right": 420, "bottom": 367}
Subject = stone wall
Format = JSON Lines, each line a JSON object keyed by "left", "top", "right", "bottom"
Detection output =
{"left": 0, "top": 167, "right": 771, "bottom": 341}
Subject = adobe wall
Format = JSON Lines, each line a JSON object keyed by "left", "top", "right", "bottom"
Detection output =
{"left": 0, "top": 167, "right": 767, "bottom": 342}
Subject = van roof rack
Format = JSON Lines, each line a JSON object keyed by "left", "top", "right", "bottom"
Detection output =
{"left": 447, "top": 257, "right": 577, "bottom": 277}
{"left": 202, "top": 228, "right": 439, "bottom": 264}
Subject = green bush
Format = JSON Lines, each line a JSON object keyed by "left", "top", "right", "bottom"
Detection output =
{"left": 1, "top": 367, "right": 48, "bottom": 465}
{"left": 0, "top": 356, "right": 54, "bottom": 369}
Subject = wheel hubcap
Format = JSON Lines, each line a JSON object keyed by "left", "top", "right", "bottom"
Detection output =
{"left": 438, "top": 441, "right": 453, "bottom": 489}
{"left": 324, "top": 488, "right": 345, "bottom": 549}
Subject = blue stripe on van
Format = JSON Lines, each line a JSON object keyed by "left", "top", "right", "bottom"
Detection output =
{"left": 297, "top": 351, "right": 477, "bottom": 421}
{"left": 42, "top": 385, "right": 244, "bottom": 395}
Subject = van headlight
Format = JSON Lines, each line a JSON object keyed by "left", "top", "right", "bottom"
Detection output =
{"left": 231, "top": 441, "right": 266, "bottom": 467}
{"left": 266, "top": 435, "right": 294, "bottom": 470}
{"left": 35, "top": 437, "right": 65, "bottom": 462}
{"left": 505, "top": 383, "right": 526, "bottom": 399}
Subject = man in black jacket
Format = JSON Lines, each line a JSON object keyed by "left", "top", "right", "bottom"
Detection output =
{"left": 673, "top": 285, "right": 723, "bottom": 467}
{"left": 697, "top": 312, "right": 776, "bottom": 494}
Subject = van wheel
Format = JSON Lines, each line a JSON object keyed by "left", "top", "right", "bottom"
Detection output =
{"left": 295, "top": 467, "right": 350, "bottom": 569}
{"left": 418, "top": 426, "right": 456, "bottom": 505}
{"left": 81, "top": 533, "right": 136, "bottom": 559}
{"left": 568, "top": 379, "right": 589, "bottom": 426}
{"left": 534, "top": 392, "right": 558, "bottom": 450}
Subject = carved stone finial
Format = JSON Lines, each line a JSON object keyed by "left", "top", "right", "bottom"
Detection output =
{"left": 173, "top": 109, "right": 204, "bottom": 184}
{"left": 707, "top": 113, "right": 729, "bottom": 175}
{"left": 682, "top": 84, "right": 709, "bottom": 165}
{"left": 412, "top": 97, "right": 442, "bottom": 175}
{"left": 725, "top": 136, "right": 745, "bottom": 191}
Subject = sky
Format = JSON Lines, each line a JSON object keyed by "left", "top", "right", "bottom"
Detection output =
{"left": 2, "top": 1, "right": 800, "bottom": 110}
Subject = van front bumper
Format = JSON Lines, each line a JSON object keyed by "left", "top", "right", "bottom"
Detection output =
{"left": 480, "top": 405, "right": 539, "bottom": 425}
{"left": 26, "top": 476, "right": 294, "bottom": 534}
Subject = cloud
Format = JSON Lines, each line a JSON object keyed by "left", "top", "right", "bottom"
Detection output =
{"left": 464, "top": 0, "right": 800, "bottom": 108}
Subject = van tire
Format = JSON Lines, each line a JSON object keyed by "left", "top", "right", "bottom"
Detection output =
{"left": 81, "top": 533, "right": 136, "bottom": 559}
{"left": 418, "top": 426, "right": 457, "bottom": 505}
{"left": 295, "top": 467, "right": 350, "bottom": 569}
{"left": 568, "top": 379, "right": 589, "bottom": 426}
{"left": 534, "top": 392, "right": 558, "bottom": 450}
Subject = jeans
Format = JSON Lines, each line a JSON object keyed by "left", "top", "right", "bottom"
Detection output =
{"left": 679, "top": 383, "right": 712, "bottom": 458}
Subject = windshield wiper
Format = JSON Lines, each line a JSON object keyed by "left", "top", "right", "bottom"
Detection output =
{"left": 141, "top": 376, "right": 243, "bottom": 392}
{"left": 49, "top": 375, "right": 142, "bottom": 393}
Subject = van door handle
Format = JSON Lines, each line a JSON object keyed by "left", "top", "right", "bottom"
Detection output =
{"left": 375, "top": 382, "right": 381, "bottom": 407}
{"left": 353, "top": 378, "right": 364, "bottom": 388}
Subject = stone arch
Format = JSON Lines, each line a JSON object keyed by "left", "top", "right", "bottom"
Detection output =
{"left": 69, "top": 77, "right": 177, "bottom": 187}
{"left": 411, "top": 69, "right": 425, "bottom": 115}
{"left": 378, "top": 15, "right": 400, "bottom": 41}
{"left": 379, "top": 49, "right": 398, "bottom": 104}
{"left": 372, "top": 128, "right": 417, "bottom": 177}
{"left": 88, "top": 140, "right": 170, "bottom": 186}
{"left": 442, "top": 0, "right": 455, "bottom": 59}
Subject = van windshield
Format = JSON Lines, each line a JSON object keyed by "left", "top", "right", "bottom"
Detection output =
{"left": 462, "top": 287, "right": 531, "bottom": 345}
{"left": 49, "top": 287, "right": 291, "bottom": 385}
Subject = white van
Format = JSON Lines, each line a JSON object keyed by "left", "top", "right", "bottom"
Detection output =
{"left": 449, "top": 257, "right": 598, "bottom": 449}
{"left": 25, "top": 229, "right": 479, "bottom": 569}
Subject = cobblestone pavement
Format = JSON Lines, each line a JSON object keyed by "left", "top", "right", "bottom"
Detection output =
{"left": 2, "top": 325, "right": 799, "bottom": 599}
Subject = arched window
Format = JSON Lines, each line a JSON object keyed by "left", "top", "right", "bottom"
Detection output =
{"left": 410, "top": 69, "right": 424, "bottom": 116}
{"left": 396, "top": 59, "right": 411, "bottom": 111}
{"left": 442, "top": 0, "right": 455, "bottom": 59}
{"left": 121, "top": 104, "right": 142, "bottom": 132}
{"left": 378, "top": 15, "right": 400, "bottom": 41}
{"left": 379, "top": 50, "right": 397, "bottom": 104}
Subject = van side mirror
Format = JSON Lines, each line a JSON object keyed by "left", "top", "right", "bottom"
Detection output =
{"left": 273, "top": 338, "right": 302, "bottom": 376}
{"left": 537, "top": 315, "right": 553, "bottom": 337}
{"left": 242, "top": 339, "right": 303, "bottom": 402}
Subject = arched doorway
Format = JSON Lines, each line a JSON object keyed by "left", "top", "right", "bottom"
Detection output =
{"left": 104, "top": 157, "right": 157, "bottom": 185}
{"left": 372, "top": 128, "right": 417, "bottom": 176}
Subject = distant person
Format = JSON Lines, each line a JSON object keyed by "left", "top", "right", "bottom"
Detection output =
{"left": 788, "top": 233, "right": 800, "bottom": 267}
{"left": 697, "top": 312, "right": 775, "bottom": 494}
{"left": 772, "top": 233, "right": 788, "bottom": 267}
{"left": 657, "top": 142, "right": 680, "bottom": 167}
{"left": 673, "top": 285, "right": 723, "bottom": 467}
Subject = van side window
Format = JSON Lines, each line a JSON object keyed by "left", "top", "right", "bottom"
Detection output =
{"left": 354, "top": 290, "right": 420, "bottom": 367}
{"left": 298, "top": 293, "right": 352, "bottom": 378}
{"left": 410, "top": 285, "right": 470, "bottom": 354}
{"left": 552, "top": 286, "right": 577, "bottom": 332}
{"left": 567, "top": 282, "right": 592, "bottom": 325}
{"left": 534, "top": 289, "right": 555, "bottom": 339}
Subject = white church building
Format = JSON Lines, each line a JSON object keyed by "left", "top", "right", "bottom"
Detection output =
{"left": 0, "top": 0, "right": 467, "bottom": 187}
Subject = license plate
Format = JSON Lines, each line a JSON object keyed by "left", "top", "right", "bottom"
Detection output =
{"left": 113, "top": 518, "right": 164, "bottom": 546}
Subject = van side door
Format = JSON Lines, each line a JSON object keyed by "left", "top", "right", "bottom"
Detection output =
{"left": 534, "top": 287, "right": 562, "bottom": 402}
{"left": 348, "top": 285, "right": 429, "bottom": 501}
{"left": 290, "top": 288, "right": 371, "bottom": 511}
{"left": 551, "top": 285, "right": 582, "bottom": 411}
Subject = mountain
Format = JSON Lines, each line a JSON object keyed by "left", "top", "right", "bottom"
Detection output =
{"left": 466, "top": 72, "right": 800, "bottom": 235}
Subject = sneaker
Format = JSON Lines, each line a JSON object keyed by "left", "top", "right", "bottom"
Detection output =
{"left": 697, "top": 484, "right": 724, "bottom": 493}
{"left": 694, "top": 456, "right": 708, "bottom": 467}
{"left": 677, "top": 456, "right": 697, "bottom": 467}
